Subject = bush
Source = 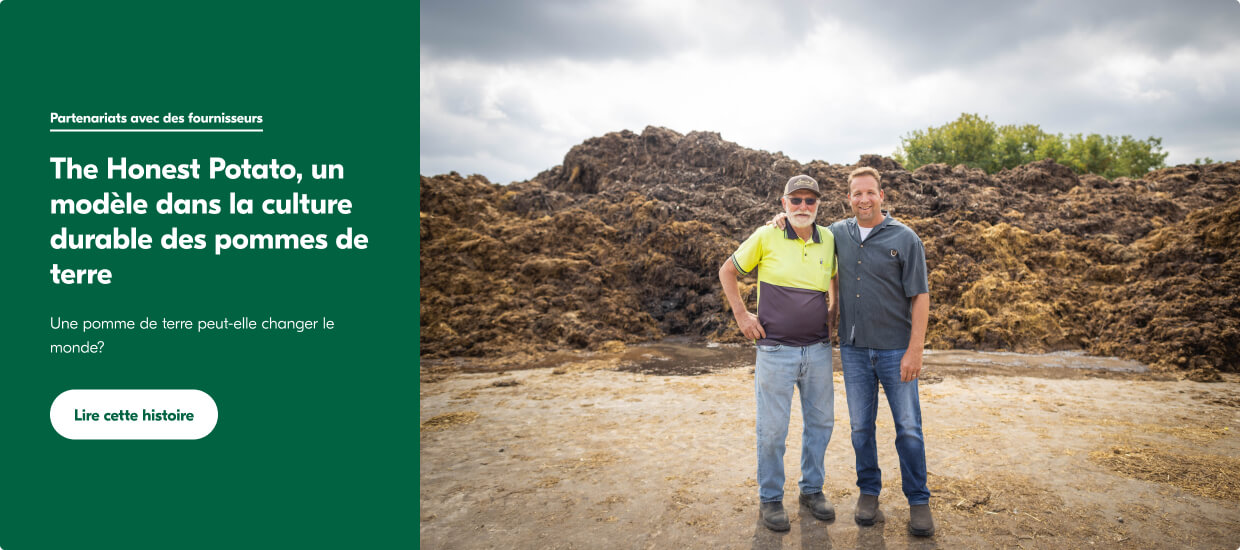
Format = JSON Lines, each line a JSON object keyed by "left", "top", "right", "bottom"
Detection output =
{"left": 894, "top": 113, "right": 1168, "bottom": 178}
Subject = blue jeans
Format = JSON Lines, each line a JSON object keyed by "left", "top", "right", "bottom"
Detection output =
{"left": 840, "top": 345, "right": 930, "bottom": 504}
{"left": 754, "top": 342, "right": 834, "bottom": 503}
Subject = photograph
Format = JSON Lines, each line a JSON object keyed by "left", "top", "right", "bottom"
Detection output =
{"left": 419, "top": 1, "right": 1240, "bottom": 547}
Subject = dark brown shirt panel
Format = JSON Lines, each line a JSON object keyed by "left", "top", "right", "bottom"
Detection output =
{"left": 755, "top": 281, "right": 830, "bottom": 347}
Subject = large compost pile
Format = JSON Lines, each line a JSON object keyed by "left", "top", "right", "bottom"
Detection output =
{"left": 420, "top": 126, "right": 1239, "bottom": 380}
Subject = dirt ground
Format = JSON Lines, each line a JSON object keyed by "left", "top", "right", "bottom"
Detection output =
{"left": 419, "top": 345, "right": 1240, "bottom": 549}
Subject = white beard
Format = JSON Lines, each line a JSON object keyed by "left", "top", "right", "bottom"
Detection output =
{"left": 789, "top": 213, "right": 816, "bottom": 228}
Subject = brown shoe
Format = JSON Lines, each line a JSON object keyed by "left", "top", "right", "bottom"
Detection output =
{"left": 855, "top": 494, "right": 885, "bottom": 526}
{"left": 799, "top": 492, "right": 835, "bottom": 521}
{"left": 908, "top": 504, "right": 935, "bottom": 536}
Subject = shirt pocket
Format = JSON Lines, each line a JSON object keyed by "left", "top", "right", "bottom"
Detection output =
{"left": 877, "top": 247, "right": 903, "bottom": 279}
{"left": 818, "top": 254, "right": 834, "bottom": 285}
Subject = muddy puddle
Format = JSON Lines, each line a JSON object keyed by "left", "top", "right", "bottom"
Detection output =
{"left": 615, "top": 342, "right": 1151, "bottom": 379}
{"left": 614, "top": 339, "right": 754, "bottom": 375}
{"left": 424, "top": 339, "right": 1158, "bottom": 380}
{"left": 924, "top": 348, "right": 1149, "bottom": 377}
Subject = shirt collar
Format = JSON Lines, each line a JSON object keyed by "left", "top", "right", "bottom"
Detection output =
{"left": 848, "top": 211, "right": 893, "bottom": 231}
{"left": 847, "top": 211, "right": 893, "bottom": 241}
{"left": 783, "top": 222, "right": 821, "bottom": 243}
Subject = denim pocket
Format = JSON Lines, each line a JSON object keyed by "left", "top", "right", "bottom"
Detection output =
{"left": 756, "top": 344, "right": 782, "bottom": 353}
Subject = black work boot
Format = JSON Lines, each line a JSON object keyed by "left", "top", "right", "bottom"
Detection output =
{"left": 759, "top": 501, "right": 790, "bottom": 532}
{"left": 908, "top": 504, "right": 935, "bottom": 536}
{"left": 854, "top": 493, "right": 884, "bottom": 526}
{"left": 799, "top": 492, "right": 836, "bottom": 521}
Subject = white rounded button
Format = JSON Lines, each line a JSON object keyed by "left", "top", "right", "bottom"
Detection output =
{"left": 50, "top": 390, "right": 218, "bottom": 440}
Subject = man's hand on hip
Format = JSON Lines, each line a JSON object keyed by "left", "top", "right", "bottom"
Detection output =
{"left": 900, "top": 347, "right": 924, "bottom": 382}
{"left": 736, "top": 311, "right": 766, "bottom": 340}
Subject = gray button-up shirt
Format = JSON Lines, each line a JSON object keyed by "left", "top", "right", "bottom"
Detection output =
{"left": 829, "top": 213, "right": 929, "bottom": 349}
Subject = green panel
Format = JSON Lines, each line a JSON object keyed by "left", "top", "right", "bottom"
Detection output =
{"left": 0, "top": 1, "right": 418, "bottom": 548}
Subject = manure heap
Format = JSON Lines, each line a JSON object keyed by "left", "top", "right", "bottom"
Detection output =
{"left": 421, "top": 126, "right": 1239, "bottom": 380}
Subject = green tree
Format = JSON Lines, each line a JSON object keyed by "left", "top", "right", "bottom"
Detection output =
{"left": 993, "top": 123, "right": 1058, "bottom": 170}
{"left": 895, "top": 113, "right": 998, "bottom": 172}
{"left": 1061, "top": 133, "right": 1115, "bottom": 176}
{"left": 1111, "top": 136, "right": 1168, "bottom": 178}
{"left": 1033, "top": 133, "right": 1068, "bottom": 163}
{"left": 894, "top": 114, "right": 1167, "bottom": 178}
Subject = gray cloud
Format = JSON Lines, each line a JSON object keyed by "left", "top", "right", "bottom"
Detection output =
{"left": 420, "top": 0, "right": 831, "bottom": 62}
{"left": 420, "top": 0, "right": 1240, "bottom": 183}
{"left": 420, "top": 0, "right": 686, "bottom": 61}
{"left": 422, "top": 0, "right": 1240, "bottom": 66}
{"left": 811, "top": 0, "right": 1240, "bottom": 71}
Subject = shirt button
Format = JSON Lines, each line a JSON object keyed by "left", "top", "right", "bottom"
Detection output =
{"left": 857, "top": 261, "right": 861, "bottom": 264}
{"left": 855, "top": 294, "right": 860, "bottom": 298}
{"left": 856, "top": 277, "right": 860, "bottom": 280}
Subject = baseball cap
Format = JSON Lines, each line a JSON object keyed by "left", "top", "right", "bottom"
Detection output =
{"left": 784, "top": 175, "right": 821, "bottom": 196}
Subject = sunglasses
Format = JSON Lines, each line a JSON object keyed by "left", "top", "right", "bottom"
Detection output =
{"left": 786, "top": 197, "right": 818, "bottom": 205}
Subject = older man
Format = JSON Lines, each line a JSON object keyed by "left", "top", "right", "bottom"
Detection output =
{"left": 719, "top": 175, "right": 838, "bottom": 532}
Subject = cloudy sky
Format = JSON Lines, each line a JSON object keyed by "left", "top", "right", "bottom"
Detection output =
{"left": 420, "top": 0, "right": 1240, "bottom": 184}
